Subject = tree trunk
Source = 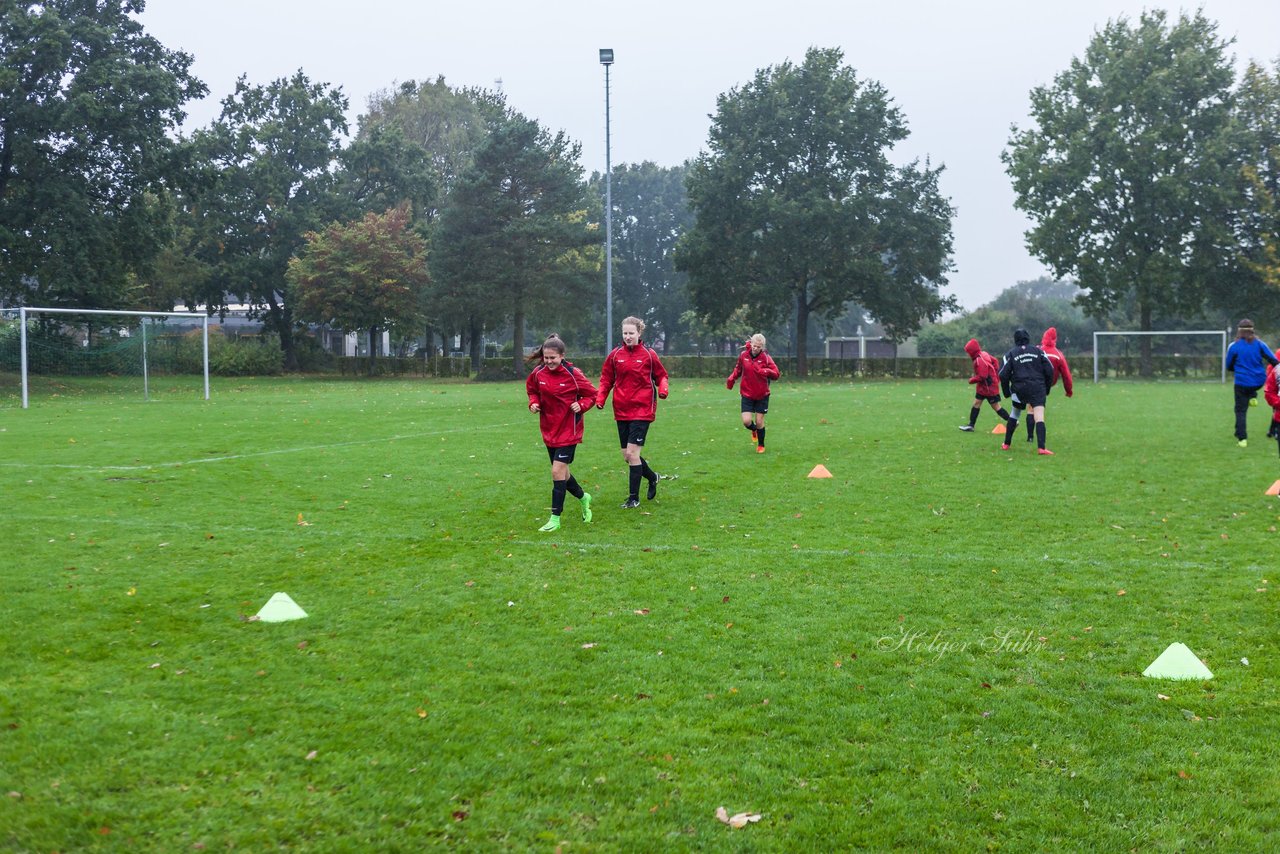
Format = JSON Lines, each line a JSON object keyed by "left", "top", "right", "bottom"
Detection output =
{"left": 512, "top": 310, "right": 526, "bottom": 376}
{"left": 367, "top": 326, "right": 378, "bottom": 377}
{"left": 795, "top": 288, "right": 810, "bottom": 378}
{"left": 1139, "top": 300, "right": 1153, "bottom": 378}
{"left": 266, "top": 300, "right": 299, "bottom": 371}
{"left": 468, "top": 317, "right": 482, "bottom": 373}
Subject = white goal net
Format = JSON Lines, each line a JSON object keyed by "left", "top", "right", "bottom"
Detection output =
{"left": 1092, "top": 330, "right": 1227, "bottom": 383}
{"left": 4, "top": 307, "right": 210, "bottom": 408}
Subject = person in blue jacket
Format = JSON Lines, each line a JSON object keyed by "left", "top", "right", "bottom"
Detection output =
{"left": 1225, "top": 318, "right": 1279, "bottom": 447}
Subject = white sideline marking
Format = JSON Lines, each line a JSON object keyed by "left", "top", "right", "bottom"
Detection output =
{"left": 0, "top": 422, "right": 515, "bottom": 471}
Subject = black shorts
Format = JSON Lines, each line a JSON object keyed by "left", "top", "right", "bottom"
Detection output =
{"left": 546, "top": 445, "right": 577, "bottom": 464}
{"left": 974, "top": 394, "right": 1001, "bottom": 405}
{"left": 741, "top": 395, "right": 770, "bottom": 414}
{"left": 617, "top": 420, "right": 651, "bottom": 448}
{"left": 1010, "top": 388, "right": 1046, "bottom": 409}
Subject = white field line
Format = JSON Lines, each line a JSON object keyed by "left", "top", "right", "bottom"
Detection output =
{"left": 0, "top": 421, "right": 516, "bottom": 472}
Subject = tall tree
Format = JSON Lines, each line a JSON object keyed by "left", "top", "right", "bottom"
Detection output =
{"left": 189, "top": 71, "right": 348, "bottom": 369}
{"left": 0, "top": 0, "right": 205, "bottom": 307}
{"left": 589, "top": 161, "right": 694, "bottom": 351}
{"left": 288, "top": 204, "right": 428, "bottom": 375}
{"left": 676, "top": 47, "right": 955, "bottom": 377}
{"left": 431, "top": 111, "right": 597, "bottom": 374}
{"left": 1003, "top": 10, "right": 1239, "bottom": 370}
{"left": 1231, "top": 60, "right": 1280, "bottom": 320}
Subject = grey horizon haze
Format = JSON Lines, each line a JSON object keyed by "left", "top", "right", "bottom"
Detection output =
{"left": 139, "top": 0, "right": 1280, "bottom": 314}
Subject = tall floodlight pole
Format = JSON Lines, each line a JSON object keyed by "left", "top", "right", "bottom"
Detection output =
{"left": 600, "top": 48, "right": 614, "bottom": 352}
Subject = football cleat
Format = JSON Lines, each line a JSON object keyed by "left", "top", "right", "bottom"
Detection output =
{"left": 1037, "top": 448, "right": 1054, "bottom": 456}
{"left": 1238, "top": 439, "right": 1248, "bottom": 448}
{"left": 647, "top": 475, "right": 658, "bottom": 500}
{"left": 621, "top": 497, "right": 641, "bottom": 509}
{"left": 756, "top": 445, "right": 766, "bottom": 453}
{"left": 538, "top": 515, "right": 561, "bottom": 532}
{"left": 958, "top": 425, "right": 975, "bottom": 432}
{"left": 580, "top": 492, "right": 592, "bottom": 523}
{"left": 1000, "top": 443, "right": 1011, "bottom": 450}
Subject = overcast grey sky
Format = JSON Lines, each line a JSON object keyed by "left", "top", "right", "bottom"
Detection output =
{"left": 138, "top": 1, "right": 1280, "bottom": 312}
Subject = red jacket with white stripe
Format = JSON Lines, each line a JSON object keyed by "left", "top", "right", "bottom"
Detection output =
{"left": 526, "top": 362, "right": 597, "bottom": 446}
{"left": 727, "top": 346, "right": 780, "bottom": 399}
{"left": 1265, "top": 364, "right": 1280, "bottom": 424}
{"left": 597, "top": 341, "right": 669, "bottom": 422}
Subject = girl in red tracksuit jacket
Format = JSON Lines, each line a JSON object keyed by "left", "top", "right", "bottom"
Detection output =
{"left": 959, "top": 338, "right": 1011, "bottom": 432}
{"left": 1024, "top": 326, "right": 1074, "bottom": 443}
{"left": 1265, "top": 363, "right": 1280, "bottom": 454}
{"left": 596, "top": 315, "right": 669, "bottom": 508}
{"left": 525, "top": 335, "right": 598, "bottom": 533}
{"left": 726, "top": 333, "right": 780, "bottom": 452}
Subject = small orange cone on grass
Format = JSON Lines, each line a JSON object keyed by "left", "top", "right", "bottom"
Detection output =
{"left": 808, "top": 464, "right": 833, "bottom": 478}
{"left": 1266, "top": 480, "right": 1280, "bottom": 496}
{"left": 991, "top": 423, "right": 1006, "bottom": 434}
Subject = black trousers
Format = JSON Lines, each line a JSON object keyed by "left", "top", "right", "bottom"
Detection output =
{"left": 1235, "top": 385, "right": 1261, "bottom": 439}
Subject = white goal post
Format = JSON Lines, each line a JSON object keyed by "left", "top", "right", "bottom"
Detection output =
{"left": 18, "top": 307, "right": 210, "bottom": 409}
{"left": 1092, "top": 330, "right": 1227, "bottom": 383}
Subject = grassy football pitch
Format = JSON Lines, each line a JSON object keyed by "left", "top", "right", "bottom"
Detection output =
{"left": 1, "top": 376, "right": 1277, "bottom": 850}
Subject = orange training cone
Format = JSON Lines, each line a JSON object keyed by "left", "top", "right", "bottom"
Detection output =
{"left": 808, "top": 464, "right": 833, "bottom": 478}
{"left": 1266, "top": 480, "right": 1280, "bottom": 496}
{"left": 991, "top": 423, "right": 1006, "bottom": 434}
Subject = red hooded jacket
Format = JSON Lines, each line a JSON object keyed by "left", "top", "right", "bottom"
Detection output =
{"left": 1040, "top": 327, "right": 1073, "bottom": 397}
{"left": 597, "top": 341, "right": 669, "bottom": 422}
{"left": 963, "top": 338, "right": 1001, "bottom": 398}
{"left": 526, "top": 361, "right": 598, "bottom": 447}
{"left": 727, "top": 345, "right": 780, "bottom": 399}
{"left": 1265, "top": 364, "right": 1280, "bottom": 424}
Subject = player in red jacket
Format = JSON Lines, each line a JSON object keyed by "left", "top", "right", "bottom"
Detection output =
{"left": 1023, "top": 327, "right": 1074, "bottom": 442}
{"left": 525, "top": 335, "right": 598, "bottom": 532}
{"left": 597, "top": 315, "right": 669, "bottom": 508}
{"left": 1265, "top": 363, "right": 1280, "bottom": 454}
{"left": 959, "top": 338, "right": 1011, "bottom": 432}
{"left": 726, "top": 333, "right": 780, "bottom": 452}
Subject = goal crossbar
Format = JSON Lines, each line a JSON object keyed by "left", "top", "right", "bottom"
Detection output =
{"left": 1092, "top": 330, "right": 1227, "bottom": 383}
{"left": 18, "top": 307, "right": 210, "bottom": 408}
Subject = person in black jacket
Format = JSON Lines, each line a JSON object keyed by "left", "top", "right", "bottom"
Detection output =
{"left": 998, "top": 328, "right": 1056, "bottom": 455}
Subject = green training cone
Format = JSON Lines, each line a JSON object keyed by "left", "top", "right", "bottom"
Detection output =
{"left": 1142, "top": 642, "right": 1213, "bottom": 680}
{"left": 256, "top": 592, "right": 308, "bottom": 623}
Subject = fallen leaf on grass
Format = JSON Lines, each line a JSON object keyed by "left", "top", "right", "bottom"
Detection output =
{"left": 452, "top": 810, "right": 468, "bottom": 821}
{"left": 715, "top": 807, "right": 762, "bottom": 828}
{"left": 6, "top": 791, "right": 21, "bottom": 800}
{"left": 1157, "top": 694, "right": 1170, "bottom": 701}
{"left": 1181, "top": 709, "right": 1201, "bottom": 722}
{"left": 296, "top": 513, "right": 311, "bottom": 527}
{"left": 581, "top": 643, "right": 597, "bottom": 649}
{"left": 634, "top": 609, "right": 650, "bottom": 615}
{"left": 305, "top": 750, "right": 318, "bottom": 760}
{"left": 1178, "top": 770, "right": 1191, "bottom": 779}
{"left": 1116, "top": 589, "right": 1126, "bottom": 596}
{"left": 416, "top": 708, "right": 427, "bottom": 718}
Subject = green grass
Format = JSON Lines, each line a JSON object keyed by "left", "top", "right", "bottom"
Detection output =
{"left": 1, "top": 376, "right": 1278, "bottom": 850}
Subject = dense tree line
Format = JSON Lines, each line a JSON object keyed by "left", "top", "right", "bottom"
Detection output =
{"left": 4, "top": 4, "right": 1279, "bottom": 375}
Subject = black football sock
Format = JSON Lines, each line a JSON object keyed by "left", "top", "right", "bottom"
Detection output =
{"left": 1036, "top": 421, "right": 1047, "bottom": 450}
{"left": 565, "top": 475, "right": 584, "bottom": 500}
{"left": 756, "top": 426, "right": 766, "bottom": 447}
{"left": 1025, "top": 414, "right": 1035, "bottom": 441}
{"left": 995, "top": 407, "right": 1011, "bottom": 422}
{"left": 968, "top": 408, "right": 980, "bottom": 427}
{"left": 1005, "top": 416, "right": 1019, "bottom": 441}
{"left": 640, "top": 457, "right": 657, "bottom": 482}
{"left": 628, "top": 465, "right": 642, "bottom": 500}
{"left": 551, "top": 479, "right": 568, "bottom": 516}
{"left": 745, "top": 422, "right": 756, "bottom": 432}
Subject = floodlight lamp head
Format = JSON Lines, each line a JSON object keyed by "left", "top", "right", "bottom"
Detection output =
{"left": 599, "top": 49, "right": 614, "bottom": 65}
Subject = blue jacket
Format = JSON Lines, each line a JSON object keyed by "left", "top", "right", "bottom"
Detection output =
{"left": 1226, "top": 338, "right": 1278, "bottom": 387}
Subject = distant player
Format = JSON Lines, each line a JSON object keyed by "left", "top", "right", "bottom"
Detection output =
{"left": 525, "top": 335, "right": 597, "bottom": 532}
{"left": 1225, "top": 318, "right": 1278, "bottom": 447}
{"left": 1024, "top": 327, "right": 1074, "bottom": 442}
{"left": 597, "top": 316, "right": 669, "bottom": 508}
{"left": 998, "top": 328, "right": 1056, "bottom": 455}
{"left": 726, "top": 333, "right": 780, "bottom": 453}
{"left": 959, "top": 338, "right": 1011, "bottom": 432}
